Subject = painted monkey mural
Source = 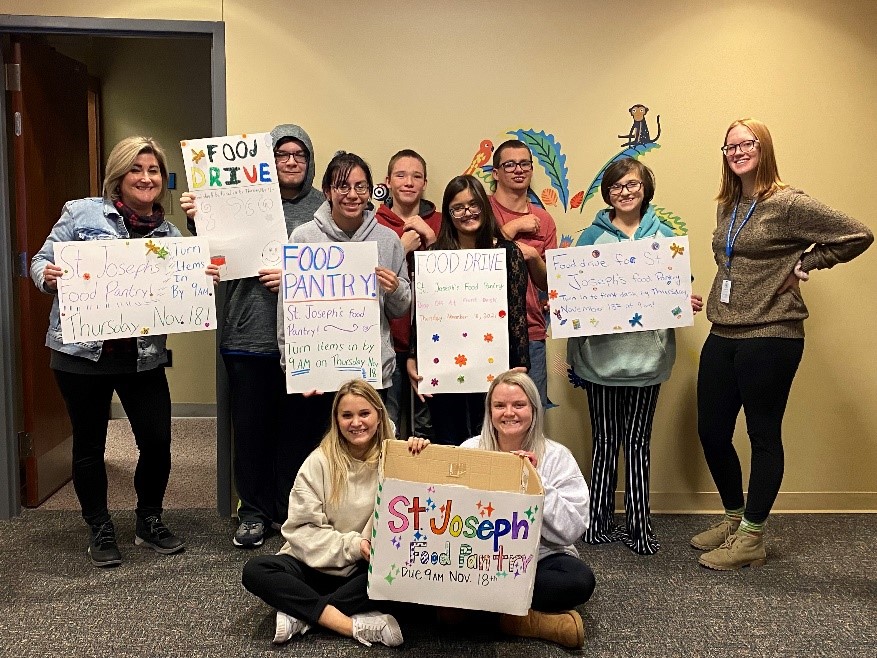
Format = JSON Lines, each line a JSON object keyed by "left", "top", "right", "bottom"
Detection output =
{"left": 618, "top": 104, "right": 661, "bottom": 147}
{"left": 462, "top": 102, "right": 686, "bottom": 248}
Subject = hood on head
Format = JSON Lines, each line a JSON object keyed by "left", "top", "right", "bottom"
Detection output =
{"left": 271, "top": 123, "right": 317, "bottom": 197}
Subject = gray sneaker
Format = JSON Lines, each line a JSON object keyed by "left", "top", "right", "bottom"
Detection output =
{"left": 233, "top": 520, "right": 266, "bottom": 548}
{"left": 273, "top": 610, "right": 310, "bottom": 644}
{"left": 351, "top": 611, "right": 403, "bottom": 647}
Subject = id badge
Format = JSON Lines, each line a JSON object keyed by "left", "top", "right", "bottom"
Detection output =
{"left": 720, "top": 279, "right": 732, "bottom": 304}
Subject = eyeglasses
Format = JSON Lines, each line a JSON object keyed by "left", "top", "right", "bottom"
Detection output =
{"left": 332, "top": 182, "right": 370, "bottom": 196}
{"left": 721, "top": 139, "right": 759, "bottom": 156}
{"left": 274, "top": 150, "right": 308, "bottom": 164}
{"left": 608, "top": 180, "right": 643, "bottom": 195}
{"left": 498, "top": 160, "right": 534, "bottom": 173}
{"left": 449, "top": 203, "right": 482, "bottom": 219}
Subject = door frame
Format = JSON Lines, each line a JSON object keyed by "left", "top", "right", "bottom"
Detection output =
{"left": 0, "top": 14, "right": 230, "bottom": 520}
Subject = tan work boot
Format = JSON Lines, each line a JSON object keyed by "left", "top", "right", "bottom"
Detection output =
{"left": 690, "top": 517, "right": 741, "bottom": 550}
{"left": 698, "top": 531, "right": 766, "bottom": 571}
{"left": 499, "top": 608, "right": 585, "bottom": 648}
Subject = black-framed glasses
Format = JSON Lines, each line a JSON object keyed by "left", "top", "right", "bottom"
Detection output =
{"left": 449, "top": 203, "right": 482, "bottom": 219}
{"left": 721, "top": 139, "right": 759, "bottom": 156}
{"left": 274, "top": 150, "right": 308, "bottom": 164}
{"left": 608, "top": 180, "right": 643, "bottom": 195}
{"left": 499, "top": 159, "right": 534, "bottom": 173}
{"left": 332, "top": 182, "right": 370, "bottom": 196}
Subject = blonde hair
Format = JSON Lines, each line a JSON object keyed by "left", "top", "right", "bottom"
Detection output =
{"left": 716, "top": 118, "right": 787, "bottom": 208}
{"left": 102, "top": 136, "right": 169, "bottom": 206}
{"left": 320, "top": 380, "right": 394, "bottom": 507}
{"left": 477, "top": 370, "right": 546, "bottom": 463}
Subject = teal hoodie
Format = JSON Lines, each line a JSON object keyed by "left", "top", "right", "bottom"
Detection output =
{"left": 567, "top": 205, "right": 677, "bottom": 387}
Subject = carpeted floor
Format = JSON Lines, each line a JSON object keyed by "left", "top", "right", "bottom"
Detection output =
{"left": 0, "top": 511, "right": 874, "bottom": 658}
{"left": 11, "top": 419, "right": 876, "bottom": 656}
{"left": 39, "top": 418, "right": 217, "bottom": 512}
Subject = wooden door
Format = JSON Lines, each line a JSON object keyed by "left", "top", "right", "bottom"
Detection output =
{"left": 8, "top": 36, "right": 97, "bottom": 506}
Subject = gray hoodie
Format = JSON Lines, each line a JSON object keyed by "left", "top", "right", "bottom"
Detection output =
{"left": 219, "top": 124, "right": 325, "bottom": 354}
{"left": 278, "top": 200, "right": 411, "bottom": 388}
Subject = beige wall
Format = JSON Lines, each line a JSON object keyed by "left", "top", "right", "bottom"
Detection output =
{"left": 5, "top": 0, "right": 875, "bottom": 509}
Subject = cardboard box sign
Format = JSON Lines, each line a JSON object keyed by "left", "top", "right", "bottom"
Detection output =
{"left": 367, "top": 440, "right": 544, "bottom": 615}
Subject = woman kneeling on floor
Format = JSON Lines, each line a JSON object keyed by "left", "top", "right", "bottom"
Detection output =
{"left": 242, "top": 380, "right": 428, "bottom": 647}
{"left": 461, "top": 370, "right": 596, "bottom": 648}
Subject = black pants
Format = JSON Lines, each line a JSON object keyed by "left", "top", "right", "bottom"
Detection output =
{"left": 697, "top": 334, "right": 804, "bottom": 524}
{"left": 425, "top": 392, "right": 485, "bottom": 445}
{"left": 54, "top": 367, "right": 172, "bottom": 527}
{"left": 242, "top": 554, "right": 376, "bottom": 626}
{"left": 531, "top": 553, "right": 596, "bottom": 612}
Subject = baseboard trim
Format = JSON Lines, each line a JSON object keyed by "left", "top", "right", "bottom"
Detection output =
{"left": 111, "top": 403, "right": 217, "bottom": 419}
{"left": 640, "top": 491, "right": 877, "bottom": 513}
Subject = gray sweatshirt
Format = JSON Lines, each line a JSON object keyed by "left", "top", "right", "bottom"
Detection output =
{"left": 218, "top": 124, "right": 325, "bottom": 354}
{"left": 278, "top": 201, "right": 411, "bottom": 388}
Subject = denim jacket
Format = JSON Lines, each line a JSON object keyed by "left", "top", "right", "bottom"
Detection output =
{"left": 30, "top": 197, "right": 181, "bottom": 371}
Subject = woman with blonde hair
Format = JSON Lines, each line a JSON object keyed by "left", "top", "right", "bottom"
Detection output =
{"left": 693, "top": 118, "right": 873, "bottom": 570}
{"left": 461, "top": 370, "right": 595, "bottom": 648}
{"left": 242, "top": 380, "right": 428, "bottom": 648}
{"left": 31, "top": 136, "right": 219, "bottom": 568}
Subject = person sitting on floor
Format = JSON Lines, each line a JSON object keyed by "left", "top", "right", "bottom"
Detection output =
{"left": 241, "top": 379, "right": 428, "bottom": 647}
{"left": 460, "top": 370, "right": 596, "bottom": 648}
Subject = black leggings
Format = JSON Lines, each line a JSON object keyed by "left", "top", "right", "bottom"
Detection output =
{"left": 242, "top": 554, "right": 376, "bottom": 626}
{"left": 531, "top": 553, "right": 596, "bottom": 611}
{"left": 54, "top": 367, "right": 172, "bottom": 527}
{"left": 425, "top": 392, "right": 485, "bottom": 445}
{"left": 697, "top": 334, "right": 804, "bottom": 524}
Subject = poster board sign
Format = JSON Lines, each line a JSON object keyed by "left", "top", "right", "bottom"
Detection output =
{"left": 413, "top": 250, "right": 509, "bottom": 394}
{"left": 55, "top": 237, "right": 215, "bottom": 343}
{"left": 368, "top": 441, "right": 544, "bottom": 615}
{"left": 546, "top": 236, "right": 693, "bottom": 338}
{"left": 281, "top": 242, "right": 382, "bottom": 393}
{"left": 181, "top": 133, "right": 289, "bottom": 281}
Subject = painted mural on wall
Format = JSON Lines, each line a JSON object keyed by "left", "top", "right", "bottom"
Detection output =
{"left": 463, "top": 104, "right": 688, "bottom": 246}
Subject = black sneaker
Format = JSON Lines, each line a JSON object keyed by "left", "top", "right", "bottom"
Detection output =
{"left": 232, "top": 520, "right": 265, "bottom": 548}
{"left": 88, "top": 520, "right": 122, "bottom": 567}
{"left": 134, "top": 515, "right": 185, "bottom": 555}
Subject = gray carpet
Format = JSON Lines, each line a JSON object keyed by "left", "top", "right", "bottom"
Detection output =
{"left": 1, "top": 511, "right": 874, "bottom": 657}
{"left": 39, "top": 418, "right": 217, "bottom": 511}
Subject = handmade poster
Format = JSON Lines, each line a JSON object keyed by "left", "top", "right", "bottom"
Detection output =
{"left": 181, "top": 133, "right": 288, "bottom": 281}
{"left": 546, "top": 236, "right": 693, "bottom": 338}
{"left": 413, "top": 249, "right": 509, "bottom": 394}
{"left": 55, "top": 237, "right": 215, "bottom": 344}
{"left": 281, "top": 242, "right": 382, "bottom": 393}
{"left": 368, "top": 441, "right": 544, "bottom": 615}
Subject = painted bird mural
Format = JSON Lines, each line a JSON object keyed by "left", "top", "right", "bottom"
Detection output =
{"left": 464, "top": 139, "right": 494, "bottom": 175}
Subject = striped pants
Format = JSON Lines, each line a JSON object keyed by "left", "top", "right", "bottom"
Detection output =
{"left": 583, "top": 381, "right": 661, "bottom": 555}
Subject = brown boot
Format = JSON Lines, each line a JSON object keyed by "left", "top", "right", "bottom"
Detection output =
{"left": 499, "top": 609, "right": 584, "bottom": 648}
{"left": 690, "top": 517, "right": 741, "bottom": 550}
{"left": 698, "top": 531, "right": 766, "bottom": 571}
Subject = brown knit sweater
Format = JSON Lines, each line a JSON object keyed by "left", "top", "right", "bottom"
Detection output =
{"left": 706, "top": 187, "right": 873, "bottom": 339}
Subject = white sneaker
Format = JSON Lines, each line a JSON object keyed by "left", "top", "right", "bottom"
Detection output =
{"left": 273, "top": 610, "right": 310, "bottom": 644}
{"left": 351, "top": 611, "right": 404, "bottom": 647}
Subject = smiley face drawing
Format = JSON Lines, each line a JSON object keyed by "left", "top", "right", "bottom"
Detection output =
{"left": 261, "top": 240, "right": 282, "bottom": 265}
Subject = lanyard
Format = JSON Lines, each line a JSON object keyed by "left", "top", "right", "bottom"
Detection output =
{"left": 725, "top": 199, "right": 757, "bottom": 268}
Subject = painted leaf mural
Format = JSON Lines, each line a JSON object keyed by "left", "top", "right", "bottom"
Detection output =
{"left": 580, "top": 142, "right": 661, "bottom": 212}
{"left": 473, "top": 165, "right": 496, "bottom": 193}
{"left": 510, "top": 129, "right": 571, "bottom": 211}
{"left": 540, "top": 188, "right": 559, "bottom": 207}
{"left": 653, "top": 206, "right": 688, "bottom": 236}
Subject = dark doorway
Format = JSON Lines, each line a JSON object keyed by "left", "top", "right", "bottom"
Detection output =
{"left": 0, "top": 16, "right": 228, "bottom": 520}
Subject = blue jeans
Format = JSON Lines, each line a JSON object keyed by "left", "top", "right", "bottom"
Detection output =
{"left": 528, "top": 339, "right": 549, "bottom": 408}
